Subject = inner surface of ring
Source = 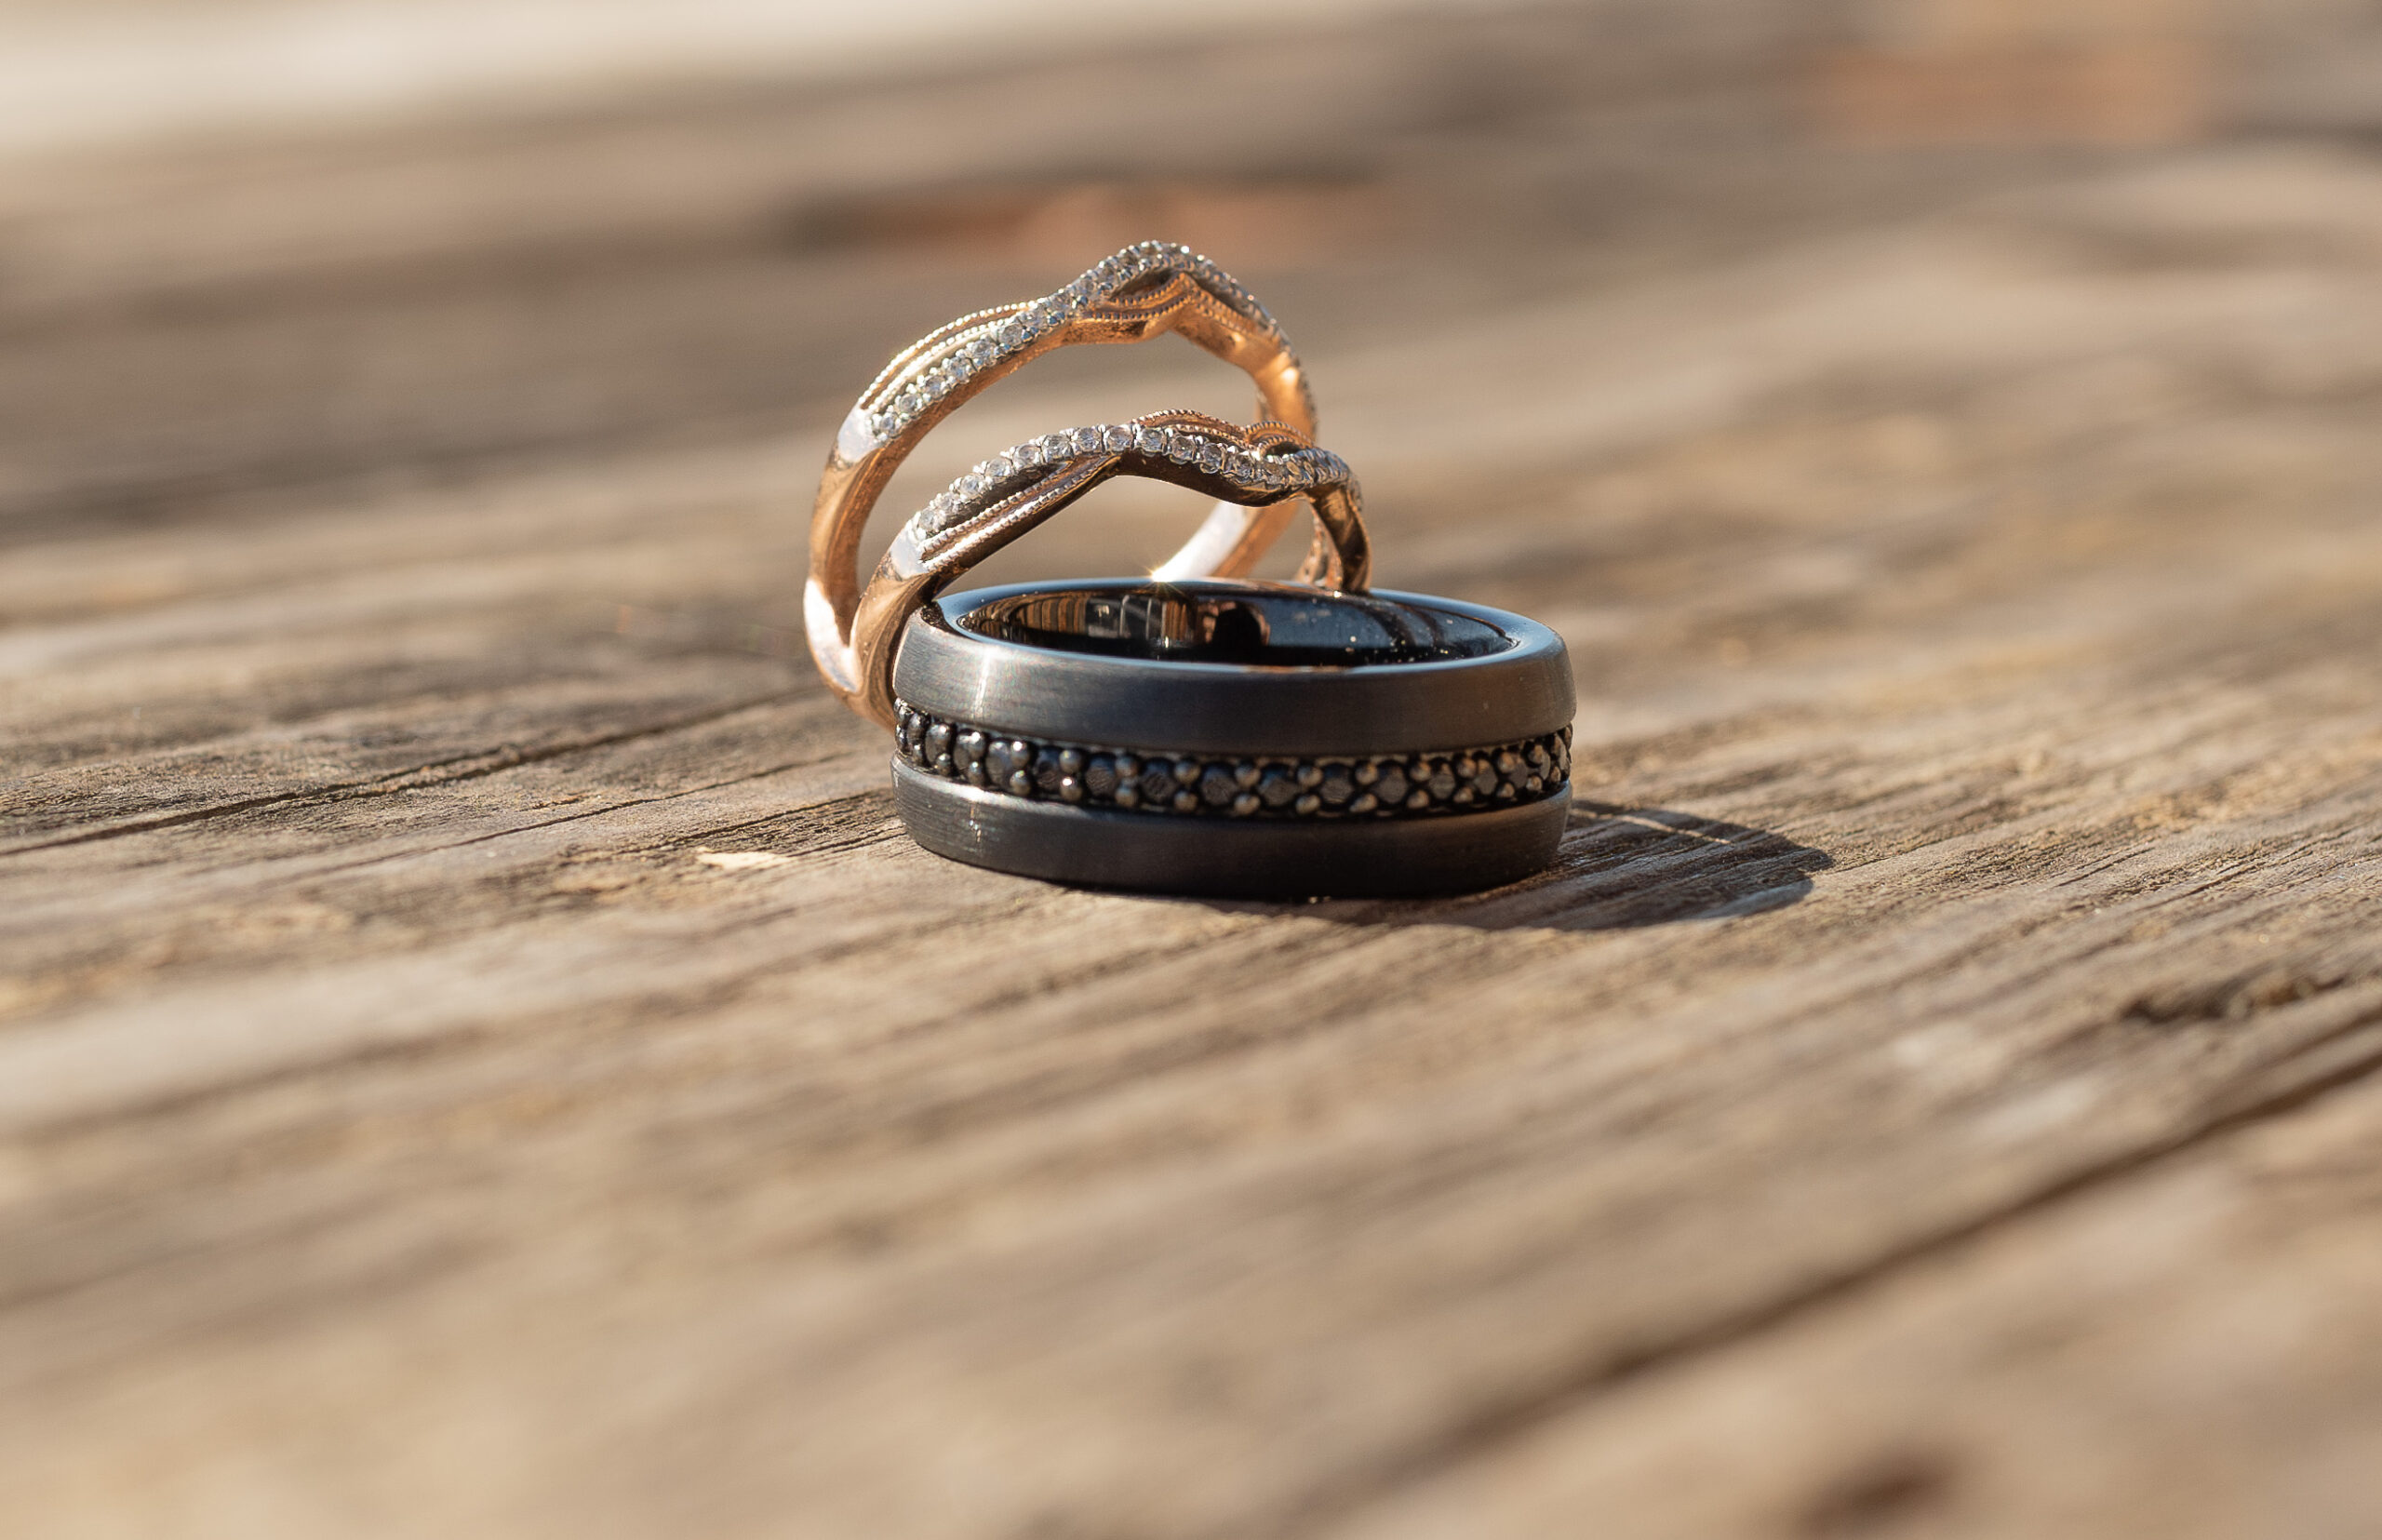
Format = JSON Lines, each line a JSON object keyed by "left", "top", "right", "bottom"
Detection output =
{"left": 952, "top": 583, "right": 1511, "bottom": 668}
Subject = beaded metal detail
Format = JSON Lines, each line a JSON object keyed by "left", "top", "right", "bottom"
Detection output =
{"left": 894, "top": 702, "right": 1572, "bottom": 819}
{"left": 852, "top": 241, "right": 1295, "bottom": 447}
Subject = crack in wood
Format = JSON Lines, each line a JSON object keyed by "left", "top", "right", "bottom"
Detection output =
{"left": 0, "top": 690, "right": 807, "bottom": 859}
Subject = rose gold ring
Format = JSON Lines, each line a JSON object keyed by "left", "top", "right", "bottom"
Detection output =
{"left": 839, "top": 410, "right": 1371, "bottom": 726}
{"left": 807, "top": 242, "right": 1319, "bottom": 724}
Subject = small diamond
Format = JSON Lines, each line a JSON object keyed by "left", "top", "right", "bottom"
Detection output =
{"left": 1169, "top": 434, "right": 1198, "bottom": 463}
{"left": 976, "top": 457, "right": 1012, "bottom": 481}
{"left": 1073, "top": 426, "right": 1104, "bottom": 453}
{"left": 1064, "top": 278, "right": 1093, "bottom": 306}
{"left": 1198, "top": 443, "right": 1224, "bottom": 474}
{"left": 967, "top": 339, "right": 996, "bottom": 366}
{"left": 1012, "top": 441, "right": 1043, "bottom": 469}
{"left": 956, "top": 475, "right": 985, "bottom": 499}
{"left": 1040, "top": 433, "right": 1075, "bottom": 461}
{"left": 1136, "top": 427, "right": 1164, "bottom": 454}
{"left": 997, "top": 323, "right": 1025, "bottom": 349}
{"left": 1104, "top": 425, "right": 1133, "bottom": 452}
{"left": 895, "top": 391, "right": 921, "bottom": 414}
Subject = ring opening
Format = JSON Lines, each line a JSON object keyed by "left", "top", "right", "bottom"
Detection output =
{"left": 952, "top": 583, "right": 1513, "bottom": 667}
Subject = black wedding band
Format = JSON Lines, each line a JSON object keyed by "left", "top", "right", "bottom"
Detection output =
{"left": 888, "top": 579, "right": 1575, "bottom": 897}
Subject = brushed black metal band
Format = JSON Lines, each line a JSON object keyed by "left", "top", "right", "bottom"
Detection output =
{"left": 885, "top": 580, "right": 1576, "bottom": 897}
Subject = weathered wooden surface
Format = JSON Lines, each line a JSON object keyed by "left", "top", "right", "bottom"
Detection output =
{"left": 5, "top": 7, "right": 2382, "bottom": 1536}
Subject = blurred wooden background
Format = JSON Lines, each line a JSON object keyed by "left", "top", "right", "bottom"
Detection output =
{"left": 6, "top": 2, "right": 2382, "bottom": 1535}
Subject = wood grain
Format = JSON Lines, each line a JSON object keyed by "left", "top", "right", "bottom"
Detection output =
{"left": 4, "top": 7, "right": 2381, "bottom": 1536}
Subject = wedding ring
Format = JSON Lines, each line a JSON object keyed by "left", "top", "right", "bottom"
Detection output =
{"left": 889, "top": 580, "right": 1574, "bottom": 897}
{"left": 808, "top": 242, "right": 1318, "bottom": 723}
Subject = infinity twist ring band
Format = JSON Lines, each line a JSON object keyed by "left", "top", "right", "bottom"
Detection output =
{"left": 807, "top": 241, "right": 1319, "bottom": 720}
{"left": 844, "top": 411, "right": 1371, "bottom": 725}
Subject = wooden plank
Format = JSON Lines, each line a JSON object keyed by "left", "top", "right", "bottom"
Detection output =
{"left": 1322, "top": 1069, "right": 2382, "bottom": 1539}
{"left": 4, "top": 12, "right": 2382, "bottom": 1537}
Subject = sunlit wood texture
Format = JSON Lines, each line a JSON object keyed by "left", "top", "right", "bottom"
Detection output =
{"left": 5, "top": 5, "right": 2382, "bottom": 1536}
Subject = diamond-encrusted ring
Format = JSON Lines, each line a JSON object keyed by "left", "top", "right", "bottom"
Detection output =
{"left": 807, "top": 241, "right": 1320, "bottom": 724}
{"left": 837, "top": 410, "right": 1370, "bottom": 728}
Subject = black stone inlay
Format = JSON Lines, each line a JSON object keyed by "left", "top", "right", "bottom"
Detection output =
{"left": 890, "top": 701, "right": 1572, "bottom": 822}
